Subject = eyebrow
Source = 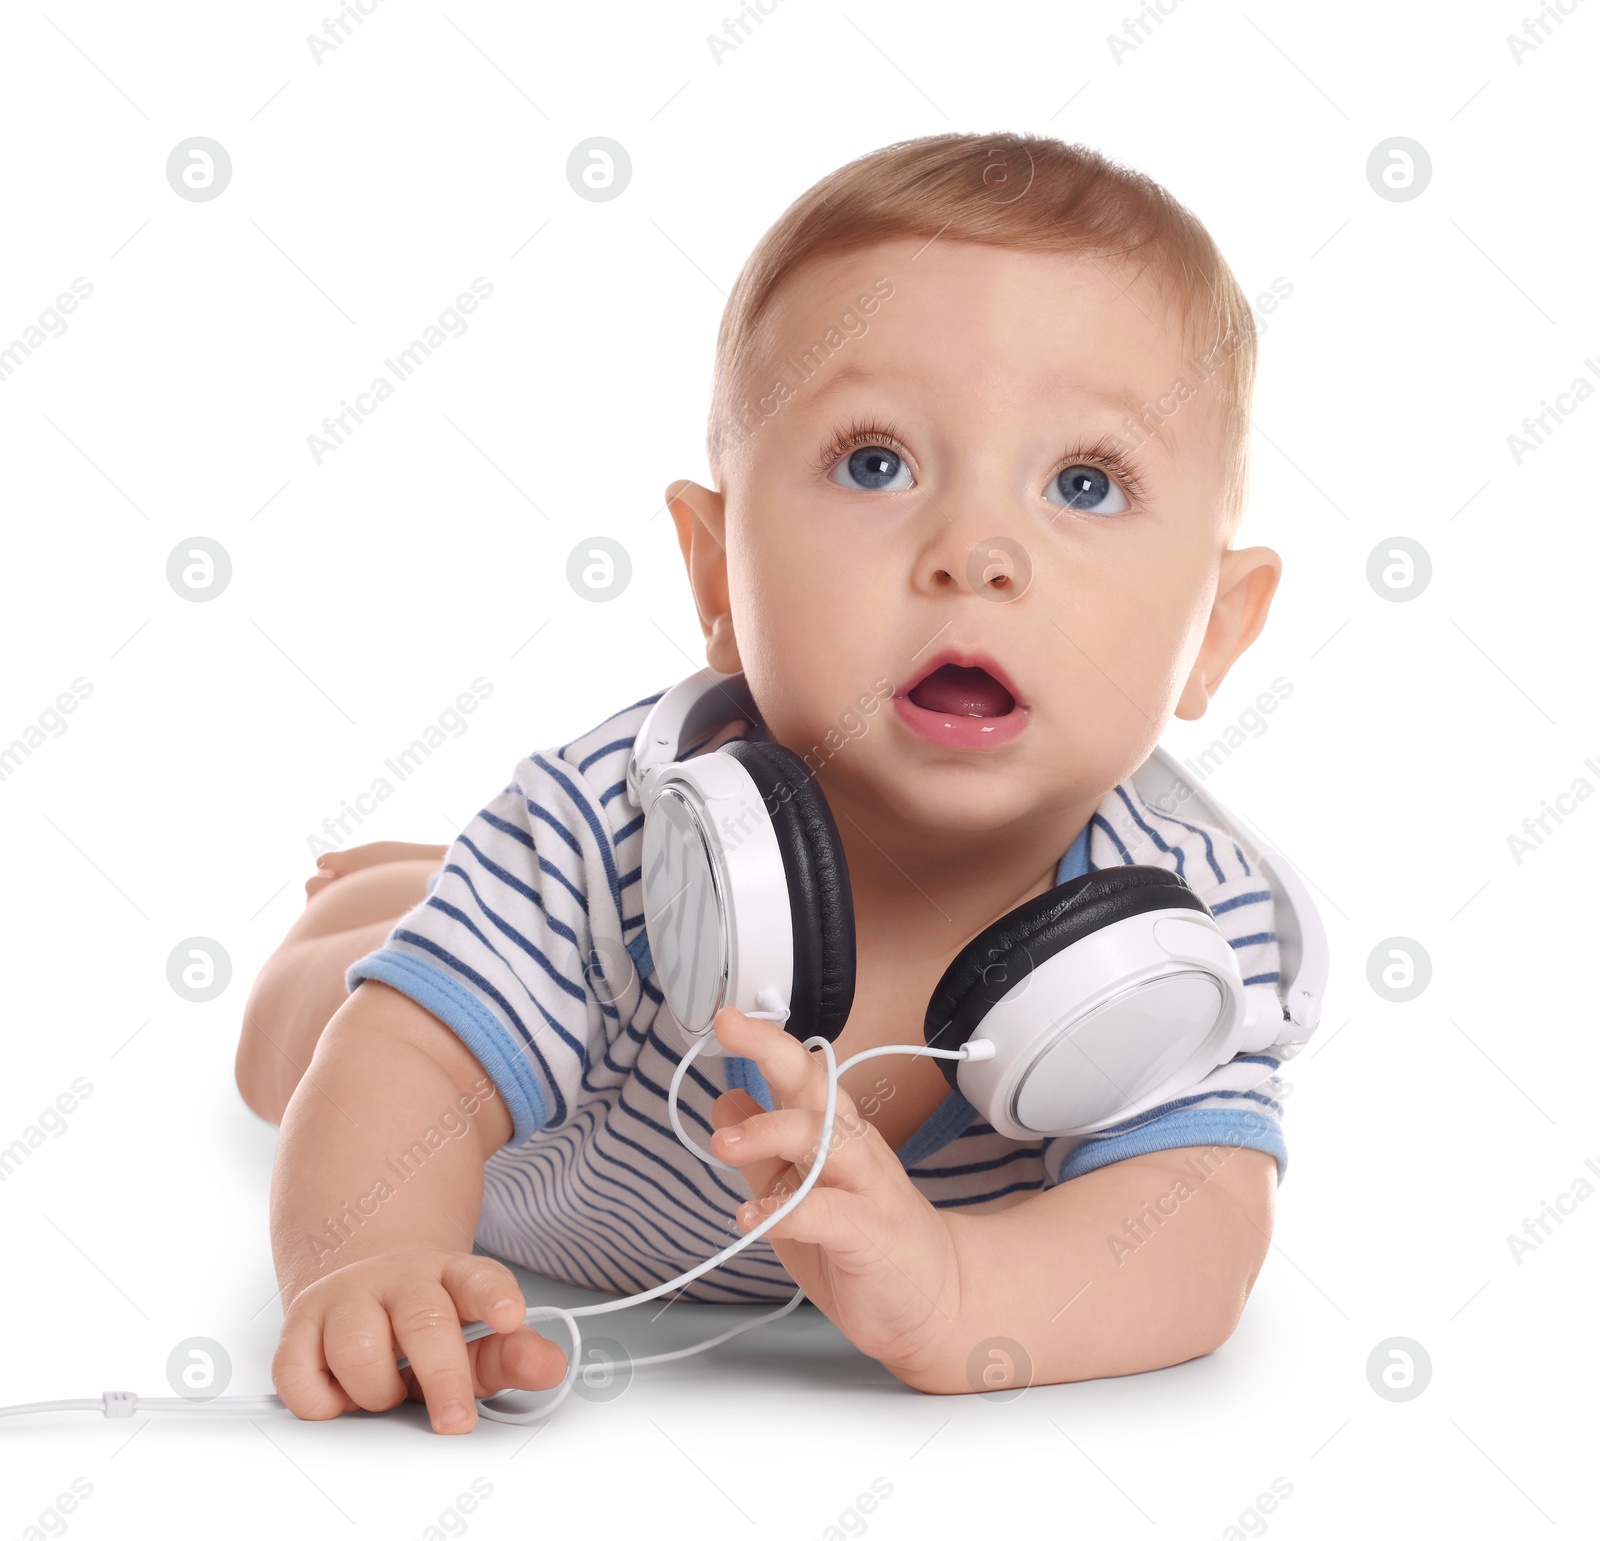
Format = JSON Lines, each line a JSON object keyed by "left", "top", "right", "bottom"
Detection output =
{"left": 802, "top": 362, "right": 1173, "bottom": 453}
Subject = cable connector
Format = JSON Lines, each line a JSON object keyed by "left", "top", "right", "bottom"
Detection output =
{"left": 961, "top": 1039, "right": 996, "bottom": 1062}
{"left": 746, "top": 987, "right": 790, "bottom": 1025}
{"left": 102, "top": 1391, "right": 138, "bottom": 1419}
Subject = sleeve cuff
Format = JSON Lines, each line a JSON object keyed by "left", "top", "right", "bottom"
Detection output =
{"left": 1054, "top": 1105, "right": 1288, "bottom": 1187}
{"left": 345, "top": 946, "right": 549, "bottom": 1149}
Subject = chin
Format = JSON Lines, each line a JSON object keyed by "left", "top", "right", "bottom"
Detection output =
{"left": 874, "top": 772, "right": 1038, "bottom": 838}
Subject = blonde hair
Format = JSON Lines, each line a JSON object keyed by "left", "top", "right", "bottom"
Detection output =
{"left": 707, "top": 131, "right": 1257, "bottom": 538}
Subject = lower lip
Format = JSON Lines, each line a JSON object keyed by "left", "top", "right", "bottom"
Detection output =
{"left": 892, "top": 693, "right": 1031, "bottom": 750}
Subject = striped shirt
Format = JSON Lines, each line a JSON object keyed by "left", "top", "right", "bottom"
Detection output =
{"left": 346, "top": 688, "right": 1288, "bottom": 1303}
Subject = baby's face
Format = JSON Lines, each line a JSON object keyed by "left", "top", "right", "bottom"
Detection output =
{"left": 674, "top": 237, "right": 1278, "bottom": 847}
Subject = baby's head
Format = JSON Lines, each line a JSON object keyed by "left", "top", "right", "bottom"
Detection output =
{"left": 667, "top": 132, "right": 1281, "bottom": 862}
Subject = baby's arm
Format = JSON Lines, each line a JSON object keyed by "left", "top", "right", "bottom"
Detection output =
{"left": 269, "top": 979, "right": 567, "bottom": 1433}
{"left": 915, "top": 1145, "right": 1275, "bottom": 1393}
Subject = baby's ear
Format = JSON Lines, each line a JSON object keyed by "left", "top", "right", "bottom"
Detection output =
{"left": 666, "top": 480, "right": 741, "bottom": 671}
{"left": 1174, "top": 546, "right": 1282, "bottom": 720}
{"left": 665, "top": 478, "right": 725, "bottom": 537}
{"left": 1172, "top": 665, "right": 1211, "bottom": 721}
{"left": 666, "top": 479, "right": 712, "bottom": 568}
{"left": 665, "top": 480, "right": 693, "bottom": 560}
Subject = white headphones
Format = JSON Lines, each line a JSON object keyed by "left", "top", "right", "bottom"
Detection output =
{"left": 627, "top": 667, "right": 1328, "bottom": 1139}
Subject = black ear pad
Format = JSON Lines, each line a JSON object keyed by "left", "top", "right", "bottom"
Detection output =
{"left": 923, "top": 865, "right": 1211, "bottom": 1090}
{"left": 719, "top": 739, "right": 856, "bottom": 1044}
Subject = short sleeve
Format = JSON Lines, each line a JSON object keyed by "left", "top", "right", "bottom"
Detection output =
{"left": 344, "top": 748, "right": 639, "bottom": 1149}
{"left": 1040, "top": 847, "right": 1292, "bottom": 1188}
{"left": 1042, "top": 1054, "right": 1289, "bottom": 1187}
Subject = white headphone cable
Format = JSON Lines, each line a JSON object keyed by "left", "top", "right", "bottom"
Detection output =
{"left": 0, "top": 1018, "right": 992, "bottom": 1430}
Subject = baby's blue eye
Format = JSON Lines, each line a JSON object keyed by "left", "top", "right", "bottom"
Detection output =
{"left": 1046, "top": 463, "right": 1129, "bottom": 515}
{"left": 829, "top": 445, "right": 914, "bottom": 492}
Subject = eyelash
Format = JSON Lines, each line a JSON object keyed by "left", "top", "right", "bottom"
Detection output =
{"left": 810, "top": 417, "right": 1150, "bottom": 507}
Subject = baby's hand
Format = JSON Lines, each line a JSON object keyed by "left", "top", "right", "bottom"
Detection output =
{"left": 272, "top": 1248, "right": 567, "bottom": 1434}
{"left": 708, "top": 1009, "right": 964, "bottom": 1387}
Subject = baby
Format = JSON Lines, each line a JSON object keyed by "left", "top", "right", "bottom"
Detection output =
{"left": 236, "top": 131, "right": 1291, "bottom": 1434}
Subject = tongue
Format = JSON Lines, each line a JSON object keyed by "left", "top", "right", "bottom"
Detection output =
{"left": 908, "top": 664, "right": 1015, "bottom": 717}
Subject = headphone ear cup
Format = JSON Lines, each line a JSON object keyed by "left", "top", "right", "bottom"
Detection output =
{"left": 720, "top": 740, "right": 856, "bottom": 1043}
{"left": 924, "top": 865, "right": 1210, "bottom": 1089}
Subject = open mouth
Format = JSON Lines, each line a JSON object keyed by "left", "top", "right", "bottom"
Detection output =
{"left": 905, "top": 661, "right": 1018, "bottom": 718}
{"left": 894, "top": 650, "right": 1030, "bottom": 750}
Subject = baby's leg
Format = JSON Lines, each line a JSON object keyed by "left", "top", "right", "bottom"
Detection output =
{"left": 237, "top": 856, "right": 443, "bottom": 1126}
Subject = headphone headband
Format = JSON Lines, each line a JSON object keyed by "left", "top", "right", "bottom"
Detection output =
{"left": 625, "top": 668, "right": 756, "bottom": 811}
{"left": 1128, "top": 747, "right": 1327, "bottom": 1049}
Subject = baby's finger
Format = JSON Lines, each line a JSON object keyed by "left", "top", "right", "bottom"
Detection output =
{"left": 713, "top": 1104, "right": 883, "bottom": 1196}
{"left": 322, "top": 1294, "right": 409, "bottom": 1414}
{"left": 470, "top": 1325, "right": 569, "bottom": 1400}
{"left": 429, "top": 1254, "right": 548, "bottom": 1422}
{"left": 710, "top": 1089, "right": 790, "bottom": 1197}
{"left": 711, "top": 1006, "right": 831, "bottom": 1113}
{"left": 382, "top": 1280, "right": 480, "bottom": 1434}
{"left": 272, "top": 1309, "right": 361, "bottom": 1422}
{"left": 437, "top": 1254, "right": 531, "bottom": 1341}
{"left": 734, "top": 1179, "right": 869, "bottom": 1255}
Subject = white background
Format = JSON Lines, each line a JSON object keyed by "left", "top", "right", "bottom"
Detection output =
{"left": 1, "top": 2, "right": 1595, "bottom": 1537}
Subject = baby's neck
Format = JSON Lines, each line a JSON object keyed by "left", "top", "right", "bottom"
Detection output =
{"left": 838, "top": 813, "right": 1087, "bottom": 968}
